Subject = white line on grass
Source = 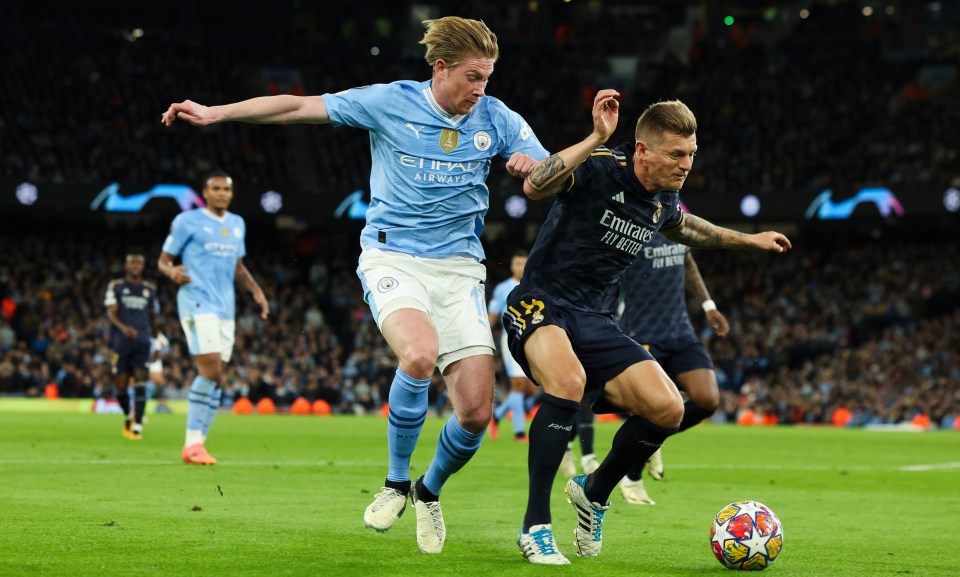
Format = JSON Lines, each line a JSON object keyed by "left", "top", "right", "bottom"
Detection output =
{"left": 1, "top": 459, "right": 958, "bottom": 472}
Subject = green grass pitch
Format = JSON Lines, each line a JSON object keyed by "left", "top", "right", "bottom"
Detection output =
{"left": 1, "top": 406, "right": 958, "bottom": 576}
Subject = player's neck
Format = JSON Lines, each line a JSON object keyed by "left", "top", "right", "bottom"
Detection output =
{"left": 207, "top": 207, "right": 227, "bottom": 218}
{"left": 125, "top": 275, "right": 141, "bottom": 284}
{"left": 633, "top": 165, "right": 660, "bottom": 193}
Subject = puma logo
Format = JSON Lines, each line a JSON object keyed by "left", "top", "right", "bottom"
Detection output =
{"left": 405, "top": 123, "right": 422, "bottom": 139}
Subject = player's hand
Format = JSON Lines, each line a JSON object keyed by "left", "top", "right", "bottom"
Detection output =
{"left": 752, "top": 231, "right": 792, "bottom": 253}
{"left": 169, "top": 265, "right": 191, "bottom": 285}
{"left": 254, "top": 291, "right": 270, "bottom": 320}
{"left": 123, "top": 326, "right": 138, "bottom": 339}
{"left": 154, "top": 332, "right": 170, "bottom": 350}
{"left": 161, "top": 100, "right": 215, "bottom": 127}
{"left": 505, "top": 152, "right": 541, "bottom": 178}
{"left": 706, "top": 309, "right": 730, "bottom": 337}
{"left": 592, "top": 89, "right": 620, "bottom": 142}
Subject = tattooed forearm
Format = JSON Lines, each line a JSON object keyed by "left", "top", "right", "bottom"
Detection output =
{"left": 528, "top": 155, "right": 567, "bottom": 192}
{"left": 664, "top": 214, "right": 746, "bottom": 249}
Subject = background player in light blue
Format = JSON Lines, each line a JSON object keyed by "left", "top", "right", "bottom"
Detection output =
{"left": 488, "top": 250, "right": 535, "bottom": 442}
{"left": 161, "top": 17, "right": 547, "bottom": 553}
{"left": 158, "top": 171, "right": 269, "bottom": 465}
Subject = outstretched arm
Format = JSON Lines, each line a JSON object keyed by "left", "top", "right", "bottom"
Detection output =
{"left": 684, "top": 251, "right": 729, "bottom": 337}
{"left": 161, "top": 95, "right": 330, "bottom": 127}
{"left": 662, "top": 214, "right": 792, "bottom": 253}
{"left": 523, "top": 89, "right": 620, "bottom": 200}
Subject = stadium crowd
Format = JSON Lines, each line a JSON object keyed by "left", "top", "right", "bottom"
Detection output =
{"left": 1, "top": 1, "right": 956, "bottom": 195}
{"left": 0, "top": 0, "right": 957, "bottom": 428}
{"left": 0, "top": 220, "right": 957, "bottom": 428}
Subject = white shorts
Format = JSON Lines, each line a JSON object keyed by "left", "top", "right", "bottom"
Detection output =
{"left": 500, "top": 332, "right": 526, "bottom": 379}
{"left": 180, "top": 312, "right": 235, "bottom": 362}
{"left": 148, "top": 359, "right": 163, "bottom": 374}
{"left": 358, "top": 248, "right": 494, "bottom": 372}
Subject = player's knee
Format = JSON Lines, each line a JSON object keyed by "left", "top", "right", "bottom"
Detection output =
{"left": 539, "top": 371, "right": 586, "bottom": 402}
{"left": 648, "top": 396, "right": 684, "bottom": 429}
{"left": 457, "top": 402, "right": 492, "bottom": 433}
{"left": 692, "top": 392, "right": 720, "bottom": 413}
{"left": 397, "top": 348, "right": 438, "bottom": 380}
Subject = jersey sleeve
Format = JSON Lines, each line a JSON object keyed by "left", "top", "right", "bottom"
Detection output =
{"left": 237, "top": 215, "right": 248, "bottom": 259}
{"left": 104, "top": 281, "right": 118, "bottom": 307}
{"left": 162, "top": 213, "right": 190, "bottom": 257}
{"left": 564, "top": 155, "right": 597, "bottom": 197}
{"left": 493, "top": 104, "right": 549, "bottom": 161}
{"left": 321, "top": 83, "right": 393, "bottom": 132}
{"left": 659, "top": 196, "right": 683, "bottom": 229}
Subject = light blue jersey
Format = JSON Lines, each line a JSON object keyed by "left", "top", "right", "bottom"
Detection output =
{"left": 162, "top": 208, "right": 246, "bottom": 320}
{"left": 488, "top": 277, "right": 519, "bottom": 319}
{"left": 323, "top": 80, "right": 548, "bottom": 260}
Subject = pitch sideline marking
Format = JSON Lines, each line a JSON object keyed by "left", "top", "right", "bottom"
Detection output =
{"left": 1, "top": 459, "right": 959, "bottom": 472}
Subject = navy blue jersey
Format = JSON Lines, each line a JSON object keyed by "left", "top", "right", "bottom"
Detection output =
{"left": 104, "top": 279, "right": 158, "bottom": 345}
{"left": 620, "top": 234, "right": 698, "bottom": 345}
{"left": 511, "top": 142, "right": 682, "bottom": 316}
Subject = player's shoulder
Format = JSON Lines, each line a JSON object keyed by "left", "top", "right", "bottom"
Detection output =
{"left": 106, "top": 278, "right": 124, "bottom": 290}
{"left": 590, "top": 142, "right": 630, "bottom": 164}
{"left": 226, "top": 211, "right": 246, "bottom": 226}
{"left": 478, "top": 95, "right": 523, "bottom": 123}
{"left": 143, "top": 280, "right": 158, "bottom": 291}
{"left": 172, "top": 209, "right": 200, "bottom": 225}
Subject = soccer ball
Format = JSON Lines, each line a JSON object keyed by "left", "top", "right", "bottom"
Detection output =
{"left": 709, "top": 501, "right": 783, "bottom": 571}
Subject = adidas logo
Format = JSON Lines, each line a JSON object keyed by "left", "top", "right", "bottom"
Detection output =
{"left": 611, "top": 191, "right": 625, "bottom": 203}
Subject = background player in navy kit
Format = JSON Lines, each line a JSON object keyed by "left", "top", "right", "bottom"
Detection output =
{"left": 104, "top": 248, "right": 160, "bottom": 440}
{"left": 504, "top": 94, "right": 791, "bottom": 564}
{"left": 162, "top": 17, "right": 546, "bottom": 554}
{"left": 617, "top": 235, "right": 730, "bottom": 505}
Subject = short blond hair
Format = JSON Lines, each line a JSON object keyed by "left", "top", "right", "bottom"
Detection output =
{"left": 420, "top": 16, "right": 499, "bottom": 68}
{"left": 635, "top": 100, "right": 697, "bottom": 146}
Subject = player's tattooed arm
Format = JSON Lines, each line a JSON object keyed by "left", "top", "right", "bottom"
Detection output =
{"left": 662, "top": 214, "right": 746, "bottom": 249}
{"left": 526, "top": 155, "right": 572, "bottom": 198}
{"left": 524, "top": 89, "right": 620, "bottom": 201}
{"left": 664, "top": 214, "right": 792, "bottom": 253}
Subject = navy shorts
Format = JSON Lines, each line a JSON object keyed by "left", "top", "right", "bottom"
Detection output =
{"left": 111, "top": 338, "right": 150, "bottom": 375}
{"left": 641, "top": 339, "right": 714, "bottom": 383}
{"left": 503, "top": 294, "right": 654, "bottom": 414}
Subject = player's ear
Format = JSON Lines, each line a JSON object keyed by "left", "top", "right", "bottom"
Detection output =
{"left": 434, "top": 58, "right": 448, "bottom": 79}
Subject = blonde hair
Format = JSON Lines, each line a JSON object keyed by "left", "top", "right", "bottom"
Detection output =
{"left": 420, "top": 16, "right": 499, "bottom": 68}
{"left": 635, "top": 100, "right": 697, "bottom": 146}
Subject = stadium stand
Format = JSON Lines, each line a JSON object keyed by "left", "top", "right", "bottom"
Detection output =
{"left": 0, "top": 0, "right": 957, "bottom": 426}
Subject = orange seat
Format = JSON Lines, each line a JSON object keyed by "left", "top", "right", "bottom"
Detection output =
{"left": 232, "top": 397, "right": 254, "bottom": 415}
{"left": 831, "top": 407, "right": 852, "bottom": 427}
{"left": 910, "top": 413, "right": 931, "bottom": 430}
{"left": 290, "top": 397, "right": 311, "bottom": 415}
{"left": 256, "top": 397, "right": 276, "bottom": 415}
{"left": 312, "top": 399, "right": 332, "bottom": 416}
{"left": 737, "top": 408, "right": 756, "bottom": 426}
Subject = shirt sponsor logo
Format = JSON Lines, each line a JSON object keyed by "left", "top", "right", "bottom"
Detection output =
{"left": 598, "top": 209, "right": 656, "bottom": 256}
